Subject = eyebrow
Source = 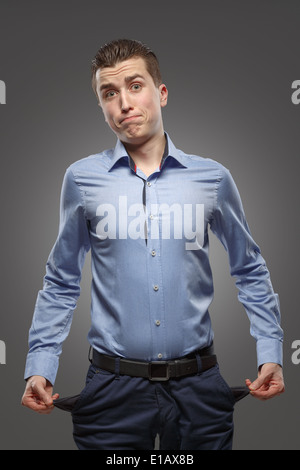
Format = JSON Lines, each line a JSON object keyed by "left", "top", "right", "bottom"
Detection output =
{"left": 99, "top": 74, "right": 145, "bottom": 92}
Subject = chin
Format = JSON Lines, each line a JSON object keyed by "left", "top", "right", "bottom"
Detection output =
{"left": 120, "top": 127, "right": 148, "bottom": 143}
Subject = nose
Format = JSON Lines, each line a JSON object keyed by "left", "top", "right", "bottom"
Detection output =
{"left": 120, "top": 90, "right": 133, "bottom": 113}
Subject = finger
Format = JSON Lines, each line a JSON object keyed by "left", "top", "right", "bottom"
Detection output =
{"left": 30, "top": 382, "right": 53, "bottom": 407}
{"left": 250, "top": 390, "right": 276, "bottom": 400}
{"left": 245, "top": 378, "right": 268, "bottom": 398}
{"left": 249, "top": 383, "right": 284, "bottom": 400}
{"left": 247, "top": 375, "right": 267, "bottom": 392}
{"left": 22, "top": 394, "right": 53, "bottom": 412}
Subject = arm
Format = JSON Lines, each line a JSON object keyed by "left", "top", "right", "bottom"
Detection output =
{"left": 23, "top": 167, "right": 91, "bottom": 404}
{"left": 210, "top": 166, "right": 284, "bottom": 399}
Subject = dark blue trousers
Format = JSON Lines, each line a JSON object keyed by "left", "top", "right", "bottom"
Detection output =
{"left": 69, "top": 361, "right": 240, "bottom": 450}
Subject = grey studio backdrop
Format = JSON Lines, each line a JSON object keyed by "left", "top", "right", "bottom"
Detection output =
{"left": 0, "top": 0, "right": 299, "bottom": 450}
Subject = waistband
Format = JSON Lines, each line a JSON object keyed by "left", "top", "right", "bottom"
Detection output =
{"left": 91, "top": 344, "right": 217, "bottom": 382}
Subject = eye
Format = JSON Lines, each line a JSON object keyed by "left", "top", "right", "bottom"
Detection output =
{"left": 105, "top": 90, "right": 117, "bottom": 99}
{"left": 130, "top": 83, "right": 142, "bottom": 92}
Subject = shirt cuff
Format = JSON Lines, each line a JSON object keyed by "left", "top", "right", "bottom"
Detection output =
{"left": 256, "top": 338, "right": 283, "bottom": 368}
{"left": 24, "top": 351, "right": 59, "bottom": 386}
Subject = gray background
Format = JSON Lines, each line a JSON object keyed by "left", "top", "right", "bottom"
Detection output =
{"left": 0, "top": 0, "right": 299, "bottom": 450}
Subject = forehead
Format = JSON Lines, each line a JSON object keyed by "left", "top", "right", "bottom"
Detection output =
{"left": 95, "top": 57, "right": 151, "bottom": 86}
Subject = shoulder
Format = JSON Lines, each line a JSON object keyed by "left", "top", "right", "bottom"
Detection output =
{"left": 66, "top": 148, "right": 114, "bottom": 176}
{"left": 177, "top": 147, "right": 229, "bottom": 178}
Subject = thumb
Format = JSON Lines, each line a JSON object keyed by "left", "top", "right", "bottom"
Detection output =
{"left": 247, "top": 375, "right": 265, "bottom": 391}
{"left": 30, "top": 378, "right": 53, "bottom": 406}
{"left": 39, "top": 389, "right": 54, "bottom": 406}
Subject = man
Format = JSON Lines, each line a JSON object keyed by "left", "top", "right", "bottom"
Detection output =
{"left": 22, "top": 39, "right": 284, "bottom": 450}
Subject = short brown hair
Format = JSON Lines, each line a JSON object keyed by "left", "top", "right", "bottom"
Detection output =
{"left": 91, "top": 39, "right": 162, "bottom": 100}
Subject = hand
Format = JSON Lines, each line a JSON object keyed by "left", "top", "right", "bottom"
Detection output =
{"left": 21, "top": 375, "right": 59, "bottom": 414}
{"left": 245, "top": 363, "right": 285, "bottom": 400}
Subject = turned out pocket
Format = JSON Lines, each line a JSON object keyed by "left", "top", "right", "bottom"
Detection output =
{"left": 53, "top": 364, "right": 101, "bottom": 413}
{"left": 53, "top": 394, "right": 81, "bottom": 412}
{"left": 230, "top": 386, "right": 250, "bottom": 403}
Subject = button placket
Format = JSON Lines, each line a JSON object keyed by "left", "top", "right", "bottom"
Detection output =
{"left": 145, "top": 177, "right": 166, "bottom": 361}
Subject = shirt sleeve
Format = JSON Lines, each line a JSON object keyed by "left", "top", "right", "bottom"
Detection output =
{"left": 210, "top": 166, "right": 283, "bottom": 368}
{"left": 24, "top": 167, "right": 91, "bottom": 385}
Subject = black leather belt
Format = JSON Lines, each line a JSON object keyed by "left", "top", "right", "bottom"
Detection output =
{"left": 92, "top": 345, "right": 217, "bottom": 381}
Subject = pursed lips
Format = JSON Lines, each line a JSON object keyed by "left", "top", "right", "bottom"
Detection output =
{"left": 119, "top": 115, "right": 142, "bottom": 125}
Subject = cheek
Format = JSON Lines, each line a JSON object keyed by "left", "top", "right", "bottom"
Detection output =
{"left": 141, "top": 97, "right": 161, "bottom": 118}
{"left": 102, "top": 106, "right": 117, "bottom": 126}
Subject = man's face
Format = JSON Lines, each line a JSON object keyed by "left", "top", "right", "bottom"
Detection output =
{"left": 96, "top": 57, "right": 168, "bottom": 145}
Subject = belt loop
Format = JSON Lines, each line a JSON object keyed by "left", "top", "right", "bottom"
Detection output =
{"left": 195, "top": 353, "right": 202, "bottom": 375}
{"left": 114, "top": 357, "right": 120, "bottom": 380}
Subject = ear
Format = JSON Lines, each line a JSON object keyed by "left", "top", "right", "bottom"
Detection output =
{"left": 159, "top": 84, "right": 168, "bottom": 108}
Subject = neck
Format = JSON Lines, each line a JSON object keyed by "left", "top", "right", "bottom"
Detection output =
{"left": 123, "top": 132, "right": 166, "bottom": 177}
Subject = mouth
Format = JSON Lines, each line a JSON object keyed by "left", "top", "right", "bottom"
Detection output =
{"left": 119, "top": 115, "right": 142, "bottom": 125}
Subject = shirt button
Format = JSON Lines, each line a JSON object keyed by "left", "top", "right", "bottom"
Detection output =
{"left": 153, "top": 285, "right": 159, "bottom": 291}
{"left": 155, "top": 320, "right": 161, "bottom": 326}
{"left": 147, "top": 182, "right": 151, "bottom": 187}
{"left": 157, "top": 353, "right": 163, "bottom": 359}
{"left": 151, "top": 250, "right": 156, "bottom": 257}
{"left": 149, "top": 214, "right": 155, "bottom": 220}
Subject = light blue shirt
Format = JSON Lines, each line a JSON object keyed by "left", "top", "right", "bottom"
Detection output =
{"left": 24, "top": 133, "right": 283, "bottom": 385}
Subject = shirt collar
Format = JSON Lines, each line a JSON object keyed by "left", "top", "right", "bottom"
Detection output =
{"left": 108, "top": 132, "right": 187, "bottom": 172}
